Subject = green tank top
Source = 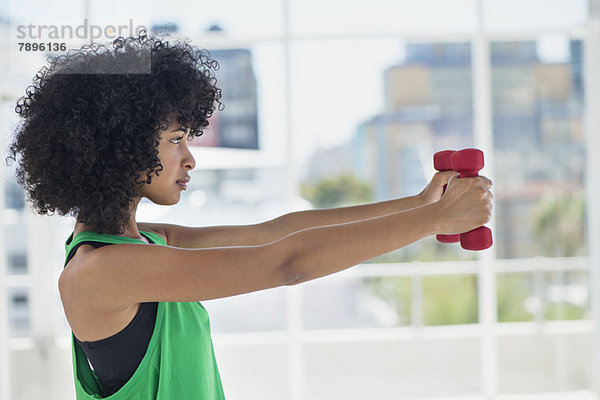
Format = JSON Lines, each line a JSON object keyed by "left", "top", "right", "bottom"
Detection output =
{"left": 64, "top": 230, "right": 226, "bottom": 399}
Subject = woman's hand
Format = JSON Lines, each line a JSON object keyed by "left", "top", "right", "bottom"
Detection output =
{"left": 434, "top": 174, "right": 493, "bottom": 234}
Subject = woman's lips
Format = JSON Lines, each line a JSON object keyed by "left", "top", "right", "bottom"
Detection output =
{"left": 176, "top": 179, "right": 189, "bottom": 190}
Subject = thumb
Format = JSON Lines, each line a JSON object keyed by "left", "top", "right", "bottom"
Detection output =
{"left": 445, "top": 172, "right": 460, "bottom": 187}
{"left": 435, "top": 170, "right": 459, "bottom": 185}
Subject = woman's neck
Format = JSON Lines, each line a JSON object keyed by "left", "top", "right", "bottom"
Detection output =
{"left": 72, "top": 197, "right": 147, "bottom": 242}
{"left": 73, "top": 221, "right": 149, "bottom": 243}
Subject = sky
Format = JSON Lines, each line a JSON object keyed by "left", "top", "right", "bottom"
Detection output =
{"left": 1, "top": 0, "right": 589, "bottom": 171}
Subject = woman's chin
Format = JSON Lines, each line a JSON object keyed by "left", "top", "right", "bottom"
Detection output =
{"left": 147, "top": 194, "right": 181, "bottom": 206}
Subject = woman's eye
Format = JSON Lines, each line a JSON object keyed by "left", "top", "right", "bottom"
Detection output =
{"left": 171, "top": 136, "right": 184, "bottom": 144}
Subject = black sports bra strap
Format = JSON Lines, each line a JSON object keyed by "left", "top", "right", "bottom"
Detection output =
{"left": 64, "top": 241, "right": 111, "bottom": 267}
{"left": 64, "top": 232, "right": 155, "bottom": 267}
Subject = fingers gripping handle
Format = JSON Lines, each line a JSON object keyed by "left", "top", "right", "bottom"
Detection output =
{"left": 433, "top": 150, "right": 460, "bottom": 244}
{"left": 450, "top": 149, "right": 493, "bottom": 251}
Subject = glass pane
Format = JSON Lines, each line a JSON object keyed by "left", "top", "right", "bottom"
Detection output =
{"left": 190, "top": 48, "right": 259, "bottom": 150}
{"left": 295, "top": 40, "right": 477, "bottom": 262}
{"left": 8, "top": 287, "right": 30, "bottom": 337}
{"left": 362, "top": 276, "right": 411, "bottom": 327}
{"left": 4, "top": 209, "right": 28, "bottom": 276}
{"left": 492, "top": 38, "right": 586, "bottom": 259}
{"left": 292, "top": 0, "right": 477, "bottom": 35}
{"left": 497, "top": 272, "right": 537, "bottom": 322}
{"left": 292, "top": 39, "right": 401, "bottom": 161}
{"left": 544, "top": 269, "right": 589, "bottom": 321}
{"left": 203, "top": 288, "right": 287, "bottom": 333}
{"left": 484, "top": 0, "right": 587, "bottom": 31}
{"left": 4, "top": 179, "right": 24, "bottom": 210}
{"left": 303, "top": 276, "right": 406, "bottom": 329}
{"left": 423, "top": 275, "right": 478, "bottom": 325}
{"left": 2, "top": 92, "right": 29, "bottom": 278}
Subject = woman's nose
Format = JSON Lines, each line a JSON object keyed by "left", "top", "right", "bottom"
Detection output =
{"left": 184, "top": 145, "right": 196, "bottom": 170}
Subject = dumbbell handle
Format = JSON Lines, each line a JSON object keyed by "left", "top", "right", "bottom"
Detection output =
{"left": 433, "top": 150, "right": 460, "bottom": 244}
{"left": 451, "top": 149, "right": 493, "bottom": 251}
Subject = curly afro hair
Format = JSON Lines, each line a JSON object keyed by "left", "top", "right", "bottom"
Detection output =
{"left": 6, "top": 30, "right": 223, "bottom": 234}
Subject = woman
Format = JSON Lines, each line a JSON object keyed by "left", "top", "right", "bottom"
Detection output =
{"left": 6, "top": 31, "right": 492, "bottom": 399}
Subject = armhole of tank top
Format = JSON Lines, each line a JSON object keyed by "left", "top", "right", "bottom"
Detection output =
{"left": 71, "top": 301, "right": 166, "bottom": 397}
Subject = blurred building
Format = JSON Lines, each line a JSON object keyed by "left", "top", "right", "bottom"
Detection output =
{"left": 193, "top": 47, "right": 259, "bottom": 149}
{"left": 351, "top": 41, "right": 585, "bottom": 259}
{"left": 491, "top": 40, "right": 585, "bottom": 258}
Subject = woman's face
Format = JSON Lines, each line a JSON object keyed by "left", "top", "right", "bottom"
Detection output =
{"left": 137, "top": 118, "right": 196, "bottom": 205}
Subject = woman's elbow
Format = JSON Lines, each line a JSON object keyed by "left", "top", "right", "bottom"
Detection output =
{"left": 282, "top": 266, "right": 305, "bottom": 286}
{"left": 269, "top": 237, "right": 305, "bottom": 286}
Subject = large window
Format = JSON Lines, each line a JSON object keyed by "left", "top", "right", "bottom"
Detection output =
{"left": 1, "top": 0, "right": 598, "bottom": 399}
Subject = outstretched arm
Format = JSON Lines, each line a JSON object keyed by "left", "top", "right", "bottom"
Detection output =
{"left": 142, "top": 171, "right": 467, "bottom": 249}
{"left": 66, "top": 174, "right": 493, "bottom": 308}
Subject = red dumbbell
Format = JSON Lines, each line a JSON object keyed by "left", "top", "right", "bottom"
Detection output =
{"left": 450, "top": 148, "right": 493, "bottom": 251}
{"left": 433, "top": 150, "right": 460, "bottom": 244}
